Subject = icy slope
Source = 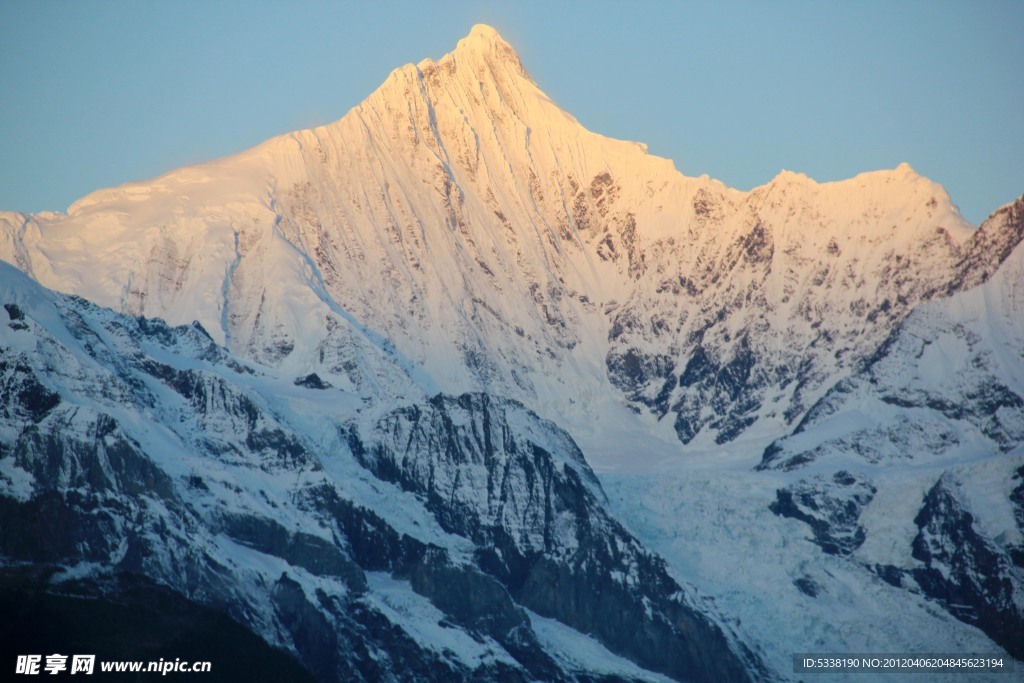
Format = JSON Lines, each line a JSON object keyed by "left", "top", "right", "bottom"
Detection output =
{"left": 3, "top": 25, "right": 1019, "bottom": 450}
{"left": 0, "top": 262, "right": 757, "bottom": 682}
{"left": 748, "top": 200, "right": 1024, "bottom": 660}
{"left": 592, "top": 211, "right": 1024, "bottom": 679}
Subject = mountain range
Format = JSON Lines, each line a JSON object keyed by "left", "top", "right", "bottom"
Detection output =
{"left": 2, "top": 24, "right": 1022, "bottom": 681}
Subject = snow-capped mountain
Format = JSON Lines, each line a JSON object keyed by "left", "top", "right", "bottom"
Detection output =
{"left": 2, "top": 23, "right": 1023, "bottom": 682}
{"left": 3, "top": 25, "right": 1018, "bottom": 454}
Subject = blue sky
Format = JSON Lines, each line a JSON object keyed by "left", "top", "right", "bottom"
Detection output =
{"left": 1, "top": 0, "right": 1021, "bottom": 224}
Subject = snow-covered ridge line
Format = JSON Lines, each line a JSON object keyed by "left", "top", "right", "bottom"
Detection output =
{"left": 2, "top": 25, "right": 1017, "bottom": 454}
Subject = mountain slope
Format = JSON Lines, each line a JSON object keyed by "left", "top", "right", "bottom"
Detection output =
{"left": 761, "top": 198, "right": 1024, "bottom": 473}
{"left": 755, "top": 198, "right": 1024, "bottom": 659}
{"left": 593, "top": 216, "right": 1024, "bottom": 677}
{"left": 2, "top": 25, "right": 1020, "bottom": 453}
{"left": 0, "top": 262, "right": 757, "bottom": 681}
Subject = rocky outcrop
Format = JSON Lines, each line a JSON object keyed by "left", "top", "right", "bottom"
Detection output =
{"left": 769, "top": 471, "right": 876, "bottom": 556}
{"left": 1011, "top": 466, "right": 1024, "bottom": 567}
{"left": 876, "top": 478, "right": 1024, "bottom": 660}
{"left": 350, "top": 393, "right": 757, "bottom": 681}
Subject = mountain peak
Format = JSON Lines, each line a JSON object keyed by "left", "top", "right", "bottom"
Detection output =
{"left": 416, "top": 23, "right": 528, "bottom": 81}
{"left": 455, "top": 23, "right": 511, "bottom": 55}
{"left": 463, "top": 23, "right": 503, "bottom": 43}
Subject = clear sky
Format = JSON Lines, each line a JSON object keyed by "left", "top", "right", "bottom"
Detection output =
{"left": 2, "top": 0, "right": 1022, "bottom": 224}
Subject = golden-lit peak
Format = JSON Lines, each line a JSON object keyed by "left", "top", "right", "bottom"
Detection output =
{"left": 449, "top": 23, "right": 525, "bottom": 73}
{"left": 458, "top": 24, "right": 508, "bottom": 52}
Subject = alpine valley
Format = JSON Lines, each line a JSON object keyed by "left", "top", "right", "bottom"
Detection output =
{"left": 2, "top": 25, "right": 1022, "bottom": 681}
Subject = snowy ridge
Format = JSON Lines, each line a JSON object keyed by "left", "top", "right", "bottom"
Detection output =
{"left": 761, "top": 197, "right": 1024, "bottom": 472}
{"left": 2, "top": 26, "right": 1017, "bottom": 454}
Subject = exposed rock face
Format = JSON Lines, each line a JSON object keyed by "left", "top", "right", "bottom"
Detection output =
{"left": 760, "top": 198, "right": 1024, "bottom": 472}
{"left": 764, "top": 462, "right": 1016, "bottom": 660}
{"left": 913, "top": 480, "right": 1024, "bottom": 658}
{"left": 611, "top": 187, "right": 1020, "bottom": 447}
{"left": 1011, "top": 466, "right": 1024, "bottom": 567}
{"left": 769, "top": 471, "right": 876, "bottom": 556}
{"left": 350, "top": 393, "right": 756, "bottom": 681}
{"left": 294, "top": 372, "right": 332, "bottom": 389}
{"left": 871, "top": 477, "right": 1024, "bottom": 661}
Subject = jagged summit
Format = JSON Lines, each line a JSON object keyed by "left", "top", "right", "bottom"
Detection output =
{"left": 411, "top": 23, "right": 530, "bottom": 83}
{"left": 454, "top": 23, "right": 513, "bottom": 56}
